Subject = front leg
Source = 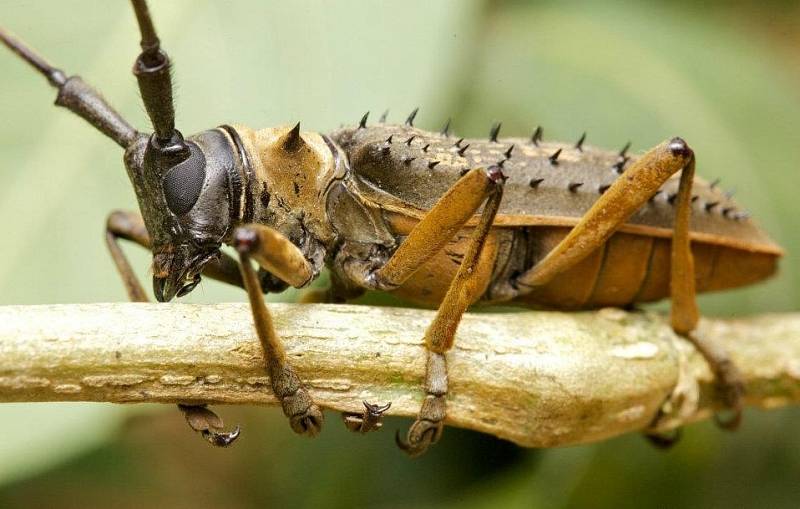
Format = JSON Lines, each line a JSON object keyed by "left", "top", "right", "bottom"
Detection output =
{"left": 106, "top": 210, "right": 242, "bottom": 446}
{"left": 232, "top": 224, "right": 323, "bottom": 436}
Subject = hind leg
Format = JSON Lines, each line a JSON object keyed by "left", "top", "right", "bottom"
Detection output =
{"left": 655, "top": 157, "right": 744, "bottom": 437}
{"left": 513, "top": 140, "right": 743, "bottom": 440}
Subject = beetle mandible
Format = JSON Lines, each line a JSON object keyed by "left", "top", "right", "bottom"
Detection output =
{"left": 0, "top": 0, "right": 783, "bottom": 457}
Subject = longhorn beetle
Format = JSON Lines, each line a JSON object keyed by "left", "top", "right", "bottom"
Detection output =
{"left": 0, "top": 0, "right": 783, "bottom": 457}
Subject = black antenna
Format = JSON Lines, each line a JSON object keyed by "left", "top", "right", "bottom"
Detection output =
{"left": 131, "top": 0, "right": 186, "bottom": 155}
{"left": 0, "top": 26, "right": 137, "bottom": 148}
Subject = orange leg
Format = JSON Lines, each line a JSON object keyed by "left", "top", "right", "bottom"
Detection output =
{"left": 370, "top": 167, "right": 504, "bottom": 290}
{"left": 367, "top": 167, "right": 505, "bottom": 457}
{"left": 661, "top": 157, "right": 744, "bottom": 436}
{"left": 232, "top": 224, "right": 324, "bottom": 437}
{"left": 514, "top": 139, "right": 743, "bottom": 440}
{"left": 516, "top": 138, "right": 694, "bottom": 289}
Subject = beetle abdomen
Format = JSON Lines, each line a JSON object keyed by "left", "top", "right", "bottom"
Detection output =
{"left": 380, "top": 208, "right": 779, "bottom": 308}
{"left": 513, "top": 228, "right": 778, "bottom": 309}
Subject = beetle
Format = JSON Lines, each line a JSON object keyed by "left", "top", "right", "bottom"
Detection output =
{"left": 0, "top": 0, "right": 783, "bottom": 457}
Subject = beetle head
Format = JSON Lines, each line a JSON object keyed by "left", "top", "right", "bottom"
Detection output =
{"left": 124, "top": 128, "right": 244, "bottom": 301}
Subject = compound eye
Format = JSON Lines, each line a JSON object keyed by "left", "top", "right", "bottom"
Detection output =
{"left": 162, "top": 147, "right": 206, "bottom": 215}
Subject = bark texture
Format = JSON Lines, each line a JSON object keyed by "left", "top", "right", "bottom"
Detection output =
{"left": 0, "top": 303, "right": 798, "bottom": 447}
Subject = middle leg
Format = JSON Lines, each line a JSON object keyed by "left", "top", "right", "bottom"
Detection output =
{"left": 377, "top": 168, "right": 505, "bottom": 457}
{"left": 335, "top": 167, "right": 505, "bottom": 440}
{"left": 105, "top": 209, "right": 243, "bottom": 446}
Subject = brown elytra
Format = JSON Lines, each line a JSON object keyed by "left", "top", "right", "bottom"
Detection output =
{"left": 329, "top": 122, "right": 782, "bottom": 309}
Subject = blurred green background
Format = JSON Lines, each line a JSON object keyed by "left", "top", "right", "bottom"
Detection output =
{"left": 1, "top": 0, "right": 799, "bottom": 507}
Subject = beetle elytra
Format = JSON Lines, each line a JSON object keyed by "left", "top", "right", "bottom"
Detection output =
{"left": 0, "top": 0, "right": 783, "bottom": 457}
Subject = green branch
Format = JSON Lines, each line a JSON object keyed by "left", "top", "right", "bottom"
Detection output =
{"left": 0, "top": 303, "right": 798, "bottom": 447}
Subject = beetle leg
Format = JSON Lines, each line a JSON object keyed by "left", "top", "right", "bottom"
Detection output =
{"left": 105, "top": 209, "right": 242, "bottom": 446}
{"left": 392, "top": 173, "right": 505, "bottom": 457}
{"left": 357, "top": 166, "right": 503, "bottom": 450}
{"left": 512, "top": 139, "right": 743, "bottom": 436}
{"left": 369, "top": 167, "right": 506, "bottom": 290}
{"left": 298, "top": 287, "right": 338, "bottom": 304}
{"left": 178, "top": 404, "right": 240, "bottom": 447}
{"left": 295, "top": 272, "right": 391, "bottom": 431}
{"left": 299, "top": 271, "right": 365, "bottom": 304}
{"left": 644, "top": 427, "right": 682, "bottom": 449}
{"left": 232, "top": 224, "right": 323, "bottom": 437}
{"left": 661, "top": 157, "right": 744, "bottom": 432}
{"left": 342, "top": 401, "right": 392, "bottom": 433}
{"left": 106, "top": 210, "right": 151, "bottom": 302}
{"left": 515, "top": 138, "right": 695, "bottom": 289}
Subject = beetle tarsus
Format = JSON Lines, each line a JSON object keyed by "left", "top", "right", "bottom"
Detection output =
{"left": 711, "top": 362, "right": 745, "bottom": 431}
{"left": 396, "top": 395, "right": 445, "bottom": 457}
{"left": 178, "top": 404, "right": 242, "bottom": 447}
{"left": 342, "top": 400, "right": 392, "bottom": 433}
{"left": 202, "top": 427, "right": 242, "bottom": 447}
{"left": 288, "top": 404, "right": 324, "bottom": 437}
{"left": 644, "top": 427, "right": 682, "bottom": 450}
{"left": 681, "top": 331, "right": 745, "bottom": 431}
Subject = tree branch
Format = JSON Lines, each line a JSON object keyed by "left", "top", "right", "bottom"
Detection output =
{"left": 0, "top": 303, "right": 798, "bottom": 447}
